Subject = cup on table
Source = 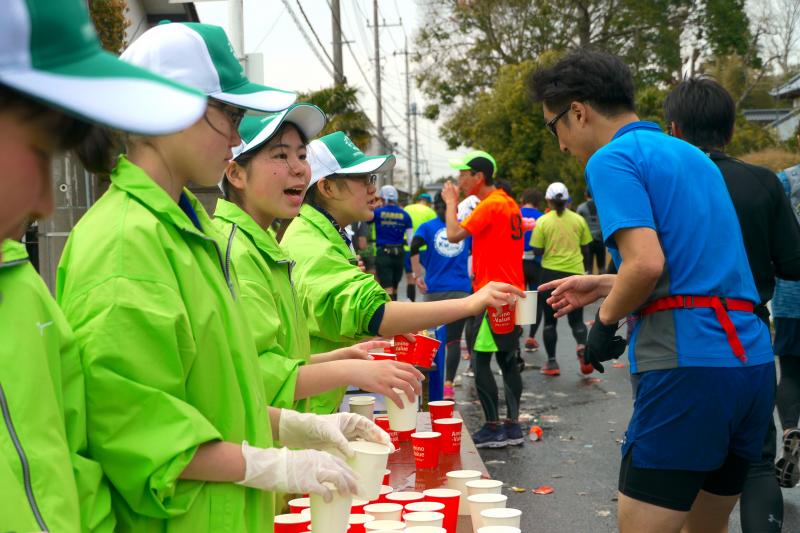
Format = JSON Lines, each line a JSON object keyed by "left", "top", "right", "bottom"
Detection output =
{"left": 370, "top": 352, "right": 397, "bottom": 361}
{"left": 363, "top": 502, "right": 403, "bottom": 521}
{"left": 386, "top": 388, "right": 418, "bottom": 431}
{"left": 274, "top": 513, "right": 310, "bottom": 533}
{"left": 422, "top": 488, "right": 461, "bottom": 533}
{"left": 404, "top": 511, "right": 445, "bottom": 528}
{"left": 351, "top": 498, "right": 369, "bottom": 515}
{"left": 373, "top": 416, "right": 400, "bottom": 448}
{"left": 405, "top": 527, "right": 447, "bottom": 533}
{"left": 515, "top": 291, "right": 537, "bottom": 325}
{"left": 384, "top": 490, "right": 424, "bottom": 507}
{"left": 479, "top": 508, "right": 522, "bottom": 529}
{"left": 411, "top": 431, "right": 441, "bottom": 470}
{"left": 373, "top": 485, "right": 393, "bottom": 504}
{"left": 348, "top": 513, "right": 376, "bottom": 533}
{"left": 364, "top": 520, "right": 406, "bottom": 531}
{"left": 288, "top": 497, "right": 311, "bottom": 514}
{"left": 405, "top": 501, "right": 445, "bottom": 516}
{"left": 398, "top": 429, "right": 414, "bottom": 442}
{"left": 477, "top": 527, "right": 521, "bottom": 533}
{"left": 467, "top": 493, "right": 507, "bottom": 533}
{"left": 432, "top": 418, "right": 462, "bottom": 455}
{"left": 347, "top": 441, "right": 392, "bottom": 501}
{"left": 300, "top": 508, "right": 311, "bottom": 518}
{"left": 487, "top": 305, "right": 515, "bottom": 334}
{"left": 348, "top": 396, "right": 376, "bottom": 420}
{"left": 310, "top": 482, "right": 353, "bottom": 533}
{"left": 465, "top": 479, "right": 503, "bottom": 496}
{"left": 382, "top": 469, "right": 391, "bottom": 485}
{"left": 428, "top": 400, "right": 454, "bottom": 421}
{"left": 445, "top": 470, "right": 482, "bottom": 515}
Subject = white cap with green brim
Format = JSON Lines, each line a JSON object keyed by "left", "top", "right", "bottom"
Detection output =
{"left": 233, "top": 103, "right": 327, "bottom": 159}
{"left": 122, "top": 22, "right": 296, "bottom": 113}
{"left": 307, "top": 131, "right": 396, "bottom": 188}
{"left": 0, "top": 0, "right": 207, "bottom": 135}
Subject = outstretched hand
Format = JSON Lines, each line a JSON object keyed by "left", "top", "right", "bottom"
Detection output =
{"left": 469, "top": 281, "right": 526, "bottom": 314}
{"left": 538, "top": 275, "right": 607, "bottom": 318}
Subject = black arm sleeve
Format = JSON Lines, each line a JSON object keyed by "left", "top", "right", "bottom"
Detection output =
{"left": 409, "top": 236, "right": 427, "bottom": 257}
{"left": 532, "top": 246, "right": 545, "bottom": 257}
{"left": 367, "top": 304, "right": 386, "bottom": 336}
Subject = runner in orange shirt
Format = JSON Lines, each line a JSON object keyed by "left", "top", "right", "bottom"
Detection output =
{"left": 442, "top": 150, "right": 526, "bottom": 448}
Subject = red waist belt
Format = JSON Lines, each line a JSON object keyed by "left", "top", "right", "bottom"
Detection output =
{"left": 638, "top": 295, "right": 754, "bottom": 363}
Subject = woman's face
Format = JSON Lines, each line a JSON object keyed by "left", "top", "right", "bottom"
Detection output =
{"left": 234, "top": 125, "right": 310, "bottom": 221}
{"left": 334, "top": 174, "right": 378, "bottom": 223}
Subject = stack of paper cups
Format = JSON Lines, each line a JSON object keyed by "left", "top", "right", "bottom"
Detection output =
{"left": 445, "top": 470, "right": 482, "bottom": 515}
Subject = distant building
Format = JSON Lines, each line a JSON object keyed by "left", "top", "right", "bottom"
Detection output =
{"left": 767, "top": 74, "right": 800, "bottom": 141}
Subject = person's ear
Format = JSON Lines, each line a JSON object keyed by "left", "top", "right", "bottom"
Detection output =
{"left": 226, "top": 161, "right": 247, "bottom": 191}
{"left": 573, "top": 101, "right": 587, "bottom": 126}
{"left": 670, "top": 121, "right": 681, "bottom": 139}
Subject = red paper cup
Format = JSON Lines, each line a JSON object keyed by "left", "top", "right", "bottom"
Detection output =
{"left": 382, "top": 469, "right": 391, "bottom": 485}
{"left": 370, "top": 352, "right": 397, "bottom": 361}
{"left": 423, "top": 488, "right": 461, "bottom": 533}
{"left": 412, "top": 335, "right": 441, "bottom": 368}
{"left": 384, "top": 345, "right": 395, "bottom": 354}
{"left": 398, "top": 429, "right": 414, "bottom": 442}
{"left": 392, "top": 335, "right": 415, "bottom": 363}
{"left": 432, "top": 418, "right": 463, "bottom": 455}
{"left": 374, "top": 416, "right": 400, "bottom": 448}
{"left": 288, "top": 497, "right": 310, "bottom": 514}
{"left": 411, "top": 431, "right": 441, "bottom": 470}
{"left": 273, "top": 513, "right": 310, "bottom": 533}
{"left": 487, "top": 305, "right": 515, "bottom": 334}
{"left": 428, "top": 400, "right": 454, "bottom": 421}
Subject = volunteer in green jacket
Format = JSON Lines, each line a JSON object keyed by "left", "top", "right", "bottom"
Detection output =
{"left": 57, "top": 22, "right": 377, "bottom": 531}
{"left": 0, "top": 0, "right": 212, "bottom": 530}
{"left": 214, "top": 105, "right": 424, "bottom": 412}
{"left": 282, "top": 132, "right": 526, "bottom": 414}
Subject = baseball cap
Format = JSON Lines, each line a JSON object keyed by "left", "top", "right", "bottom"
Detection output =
{"left": 121, "top": 22, "right": 296, "bottom": 113}
{"left": 233, "top": 103, "right": 327, "bottom": 159}
{"left": 0, "top": 0, "right": 207, "bottom": 135}
{"left": 418, "top": 192, "right": 433, "bottom": 202}
{"left": 448, "top": 150, "right": 497, "bottom": 177}
{"left": 545, "top": 182, "right": 569, "bottom": 200}
{"left": 379, "top": 185, "right": 398, "bottom": 202}
{"left": 307, "top": 131, "right": 396, "bottom": 188}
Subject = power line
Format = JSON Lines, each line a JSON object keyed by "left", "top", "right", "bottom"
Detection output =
{"left": 295, "top": 0, "right": 336, "bottom": 68}
{"left": 280, "top": 0, "right": 334, "bottom": 76}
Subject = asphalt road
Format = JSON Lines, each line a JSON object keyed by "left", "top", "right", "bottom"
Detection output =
{"left": 450, "top": 301, "right": 800, "bottom": 533}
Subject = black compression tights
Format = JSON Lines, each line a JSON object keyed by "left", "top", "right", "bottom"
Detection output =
{"left": 444, "top": 317, "right": 468, "bottom": 382}
{"left": 541, "top": 296, "right": 587, "bottom": 360}
{"left": 740, "top": 417, "right": 783, "bottom": 532}
{"left": 777, "top": 357, "right": 800, "bottom": 430}
{"left": 474, "top": 350, "right": 522, "bottom": 422}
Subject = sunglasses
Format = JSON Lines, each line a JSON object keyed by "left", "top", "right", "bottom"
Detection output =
{"left": 546, "top": 106, "right": 571, "bottom": 137}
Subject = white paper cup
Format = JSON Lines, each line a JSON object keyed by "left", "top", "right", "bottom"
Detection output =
{"left": 300, "top": 508, "right": 311, "bottom": 517}
{"left": 364, "top": 520, "right": 406, "bottom": 531}
{"left": 274, "top": 513, "right": 310, "bottom": 528}
{"left": 386, "top": 388, "right": 418, "bottom": 431}
{"left": 465, "top": 479, "right": 503, "bottom": 496}
{"left": 349, "top": 396, "right": 376, "bottom": 420}
{"left": 515, "top": 291, "right": 537, "bottom": 325}
{"left": 405, "top": 527, "right": 447, "bottom": 533}
{"left": 347, "top": 441, "right": 392, "bottom": 501}
{"left": 477, "top": 527, "right": 521, "bottom": 533}
{"left": 479, "top": 508, "right": 522, "bottom": 529}
{"left": 467, "top": 494, "right": 507, "bottom": 533}
{"left": 446, "top": 470, "right": 482, "bottom": 515}
{"left": 363, "top": 502, "right": 403, "bottom": 521}
{"left": 310, "top": 482, "right": 353, "bottom": 533}
{"left": 404, "top": 511, "right": 444, "bottom": 527}
{"left": 349, "top": 513, "right": 376, "bottom": 526}
{"left": 384, "top": 491, "right": 424, "bottom": 505}
{"left": 405, "top": 501, "right": 445, "bottom": 514}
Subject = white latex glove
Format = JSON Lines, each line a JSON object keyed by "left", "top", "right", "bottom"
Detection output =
{"left": 236, "top": 442, "right": 357, "bottom": 502}
{"left": 279, "top": 410, "right": 395, "bottom": 458}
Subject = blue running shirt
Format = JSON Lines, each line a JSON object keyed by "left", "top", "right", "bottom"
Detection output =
{"left": 586, "top": 121, "right": 772, "bottom": 372}
{"left": 374, "top": 205, "right": 412, "bottom": 247}
{"left": 414, "top": 218, "right": 472, "bottom": 293}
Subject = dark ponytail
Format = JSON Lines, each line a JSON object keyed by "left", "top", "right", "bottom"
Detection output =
{"left": 551, "top": 198, "right": 567, "bottom": 215}
{"left": 74, "top": 126, "right": 123, "bottom": 175}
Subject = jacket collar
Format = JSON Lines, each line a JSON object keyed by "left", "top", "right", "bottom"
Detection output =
{"left": 111, "top": 156, "right": 213, "bottom": 238}
{"left": 0, "top": 239, "right": 29, "bottom": 268}
{"left": 298, "top": 204, "right": 355, "bottom": 257}
{"left": 214, "top": 199, "right": 288, "bottom": 262}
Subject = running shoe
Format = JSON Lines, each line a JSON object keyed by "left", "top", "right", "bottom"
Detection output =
{"left": 463, "top": 368, "right": 475, "bottom": 378}
{"left": 540, "top": 360, "right": 560, "bottom": 376}
{"left": 443, "top": 384, "right": 455, "bottom": 400}
{"left": 524, "top": 337, "right": 539, "bottom": 352}
{"left": 776, "top": 428, "right": 800, "bottom": 488}
{"left": 576, "top": 344, "right": 593, "bottom": 375}
{"left": 504, "top": 421, "right": 525, "bottom": 446}
{"left": 472, "top": 423, "right": 508, "bottom": 449}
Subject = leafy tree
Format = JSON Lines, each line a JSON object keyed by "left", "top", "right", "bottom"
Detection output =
{"left": 297, "top": 84, "right": 373, "bottom": 150}
{"left": 88, "top": 0, "right": 130, "bottom": 54}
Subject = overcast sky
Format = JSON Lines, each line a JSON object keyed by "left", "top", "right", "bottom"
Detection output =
{"left": 195, "top": 0, "right": 461, "bottom": 185}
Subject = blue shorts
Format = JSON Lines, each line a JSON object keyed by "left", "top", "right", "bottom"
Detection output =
{"left": 622, "top": 363, "right": 775, "bottom": 471}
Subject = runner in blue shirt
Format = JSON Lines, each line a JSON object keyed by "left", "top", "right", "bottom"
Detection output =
{"left": 530, "top": 49, "right": 774, "bottom": 531}
{"left": 520, "top": 187, "right": 544, "bottom": 351}
{"left": 373, "top": 185, "right": 413, "bottom": 300}
{"left": 410, "top": 192, "right": 472, "bottom": 400}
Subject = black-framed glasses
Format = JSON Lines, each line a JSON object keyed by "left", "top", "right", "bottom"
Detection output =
{"left": 342, "top": 173, "right": 378, "bottom": 186}
{"left": 205, "top": 102, "right": 245, "bottom": 137}
{"left": 546, "top": 106, "right": 571, "bottom": 137}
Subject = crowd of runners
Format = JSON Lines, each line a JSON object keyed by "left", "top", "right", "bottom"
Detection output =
{"left": 3, "top": 1, "right": 800, "bottom": 532}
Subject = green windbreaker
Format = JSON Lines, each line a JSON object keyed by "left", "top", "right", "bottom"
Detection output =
{"left": 282, "top": 205, "right": 390, "bottom": 414}
{"left": 0, "top": 239, "right": 114, "bottom": 532}
{"left": 56, "top": 157, "right": 275, "bottom": 532}
{"left": 212, "top": 199, "right": 308, "bottom": 412}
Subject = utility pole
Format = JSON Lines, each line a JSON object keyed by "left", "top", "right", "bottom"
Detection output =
{"left": 228, "top": 0, "right": 246, "bottom": 70}
{"left": 331, "top": 0, "right": 344, "bottom": 85}
{"left": 394, "top": 39, "right": 413, "bottom": 192}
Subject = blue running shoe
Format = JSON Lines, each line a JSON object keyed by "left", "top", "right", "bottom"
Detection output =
{"left": 472, "top": 423, "right": 508, "bottom": 449}
{"left": 504, "top": 421, "right": 525, "bottom": 446}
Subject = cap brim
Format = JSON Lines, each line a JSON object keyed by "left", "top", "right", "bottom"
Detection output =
{"left": 338, "top": 154, "right": 397, "bottom": 175}
{"left": 0, "top": 49, "right": 207, "bottom": 136}
{"left": 448, "top": 158, "right": 470, "bottom": 170}
{"left": 236, "top": 104, "right": 326, "bottom": 158}
{"left": 211, "top": 81, "right": 297, "bottom": 113}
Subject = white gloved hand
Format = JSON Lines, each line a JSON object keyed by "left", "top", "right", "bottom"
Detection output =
{"left": 279, "top": 410, "right": 395, "bottom": 458}
{"left": 236, "top": 442, "right": 357, "bottom": 502}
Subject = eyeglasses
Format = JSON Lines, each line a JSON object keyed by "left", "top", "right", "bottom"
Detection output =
{"left": 546, "top": 106, "right": 571, "bottom": 137}
{"left": 205, "top": 102, "right": 245, "bottom": 138}
{"left": 342, "top": 174, "right": 378, "bottom": 186}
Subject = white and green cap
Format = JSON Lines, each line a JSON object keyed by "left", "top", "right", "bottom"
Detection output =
{"left": 307, "top": 131, "right": 396, "bottom": 188}
{"left": 122, "top": 21, "right": 296, "bottom": 113}
{"left": 233, "top": 103, "right": 327, "bottom": 159}
{"left": 448, "top": 150, "right": 497, "bottom": 177}
{"left": 0, "top": 0, "right": 207, "bottom": 135}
